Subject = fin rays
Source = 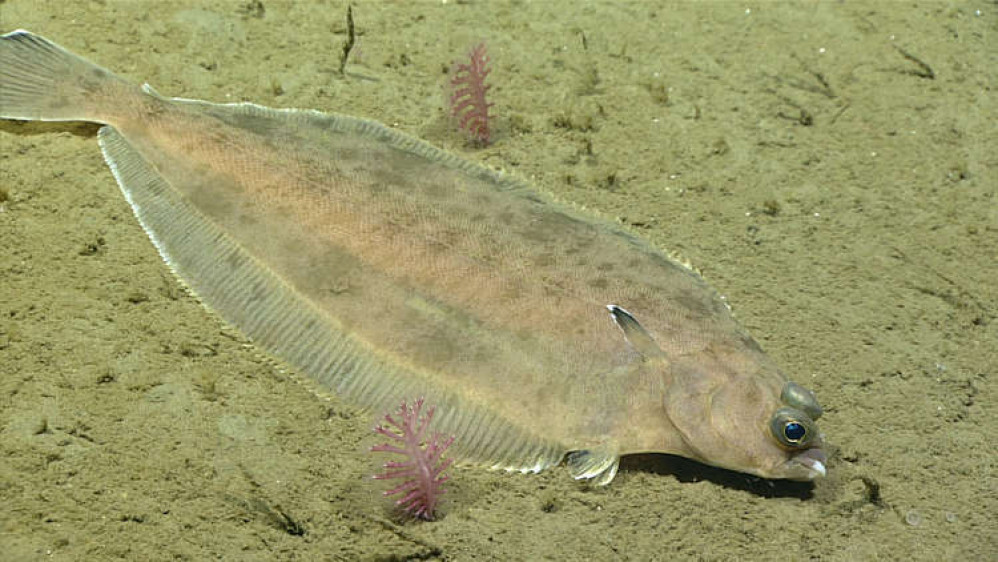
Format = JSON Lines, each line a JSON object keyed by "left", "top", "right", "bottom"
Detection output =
{"left": 97, "top": 124, "right": 565, "bottom": 477}
{"left": 566, "top": 444, "right": 621, "bottom": 486}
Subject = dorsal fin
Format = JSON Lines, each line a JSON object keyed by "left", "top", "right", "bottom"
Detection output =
{"left": 606, "top": 305, "right": 664, "bottom": 360}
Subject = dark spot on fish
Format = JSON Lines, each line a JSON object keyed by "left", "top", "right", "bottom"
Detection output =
{"left": 210, "top": 106, "right": 274, "bottom": 134}
{"left": 78, "top": 75, "right": 103, "bottom": 95}
{"left": 589, "top": 277, "right": 608, "bottom": 289}
{"left": 522, "top": 226, "right": 551, "bottom": 244}
{"left": 52, "top": 95, "right": 69, "bottom": 110}
{"left": 674, "top": 290, "right": 719, "bottom": 318}
{"left": 246, "top": 278, "right": 268, "bottom": 305}
{"left": 335, "top": 356, "right": 358, "bottom": 380}
{"left": 533, "top": 252, "right": 555, "bottom": 268}
{"left": 740, "top": 333, "right": 764, "bottom": 353}
{"left": 497, "top": 277, "right": 527, "bottom": 302}
{"left": 422, "top": 176, "right": 453, "bottom": 200}
{"left": 237, "top": 209, "right": 260, "bottom": 228}
{"left": 225, "top": 247, "right": 246, "bottom": 269}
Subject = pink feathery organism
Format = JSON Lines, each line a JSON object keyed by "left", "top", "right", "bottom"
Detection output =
{"left": 371, "top": 397, "right": 455, "bottom": 521}
{"left": 448, "top": 41, "right": 494, "bottom": 146}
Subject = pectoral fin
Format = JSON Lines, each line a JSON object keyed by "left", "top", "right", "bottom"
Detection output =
{"left": 606, "top": 305, "right": 663, "bottom": 360}
{"left": 566, "top": 442, "right": 620, "bottom": 486}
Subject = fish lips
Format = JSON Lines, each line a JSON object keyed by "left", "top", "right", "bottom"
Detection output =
{"left": 778, "top": 447, "right": 828, "bottom": 481}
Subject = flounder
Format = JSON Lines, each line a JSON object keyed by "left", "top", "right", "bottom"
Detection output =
{"left": 0, "top": 31, "right": 827, "bottom": 484}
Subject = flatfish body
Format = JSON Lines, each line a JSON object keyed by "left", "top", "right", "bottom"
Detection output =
{"left": 0, "top": 31, "right": 827, "bottom": 483}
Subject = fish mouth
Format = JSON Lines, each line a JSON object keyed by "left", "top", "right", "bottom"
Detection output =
{"left": 781, "top": 447, "right": 827, "bottom": 481}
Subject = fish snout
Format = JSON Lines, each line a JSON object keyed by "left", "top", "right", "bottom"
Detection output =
{"left": 780, "top": 447, "right": 828, "bottom": 481}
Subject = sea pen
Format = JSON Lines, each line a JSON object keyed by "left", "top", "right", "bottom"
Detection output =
{"left": 448, "top": 42, "right": 493, "bottom": 145}
{"left": 371, "top": 398, "right": 455, "bottom": 521}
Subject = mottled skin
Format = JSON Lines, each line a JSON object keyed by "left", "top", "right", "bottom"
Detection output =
{"left": 0, "top": 31, "right": 826, "bottom": 483}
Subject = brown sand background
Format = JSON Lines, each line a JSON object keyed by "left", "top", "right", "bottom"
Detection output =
{"left": 1, "top": 1, "right": 994, "bottom": 560}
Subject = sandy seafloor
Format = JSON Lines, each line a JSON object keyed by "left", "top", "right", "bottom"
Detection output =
{"left": 0, "top": 1, "right": 995, "bottom": 560}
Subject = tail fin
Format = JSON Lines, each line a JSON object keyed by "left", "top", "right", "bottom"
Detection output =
{"left": 0, "top": 29, "right": 132, "bottom": 123}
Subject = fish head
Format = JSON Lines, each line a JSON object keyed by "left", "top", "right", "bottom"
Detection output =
{"left": 662, "top": 345, "right": 826, "bottom": 481}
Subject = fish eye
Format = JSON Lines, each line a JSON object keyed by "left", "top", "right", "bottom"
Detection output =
{"left": 781, "top": 381, "right": 823, "bottom": 420}
{"left": 784, "top": 421, "right": 806, "bottom": 442}
{"left": 770, "top": 407, "right": 817, "bottom": 448}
